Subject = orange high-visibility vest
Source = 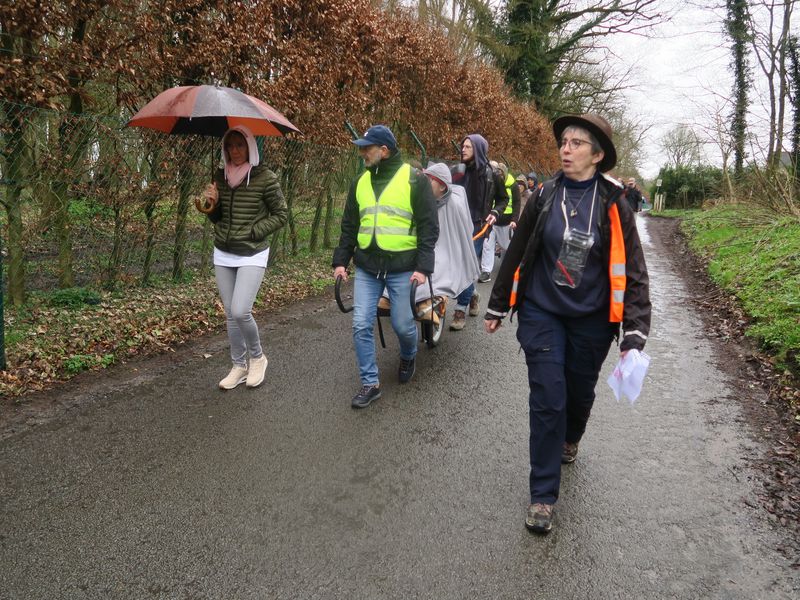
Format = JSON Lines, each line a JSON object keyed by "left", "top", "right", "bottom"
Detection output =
{"left": 607, "top": 203, "right": 626, "bottom": 322}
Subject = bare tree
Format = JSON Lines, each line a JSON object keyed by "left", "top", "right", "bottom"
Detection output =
{"left": 661, "top": 124, "right": 703, "bottom": 168}
{"left": 605, "top": 106, "right": 651, "bottom": 178}
{"left": 747, "top": 0, "right": 797, "bottom": 166}
{"left": 377, "top": 0, "right": 497, "bottom": 61}
{"left": 495, "top": 0, "right": 663, "bottom": 116}
{"left": 693, "top": 93, "right": 737, "bottom": 198}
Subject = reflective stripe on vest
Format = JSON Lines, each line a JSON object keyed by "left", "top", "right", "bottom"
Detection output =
{"left": 503, "top": 173, "right": 515, "bottom": 214}
{"left": 355, "top": 163, "right": 416, "bottom": 251}
{"left": 608, "top": 203, "right": 626, "bottom": 322}
{"left": 509, "top": 266, "right": 521, "bottom": 306}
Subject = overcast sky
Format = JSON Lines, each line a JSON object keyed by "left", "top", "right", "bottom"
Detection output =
{"left": 605, "top": 1, "right": 734, "bottom": 179}
{"left": 606, "top": 0, "right": 797, "bottom": 180}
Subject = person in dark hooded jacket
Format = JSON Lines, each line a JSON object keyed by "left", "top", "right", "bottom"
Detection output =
{"left": 449, "top": 134, "right": 508, "bottom": 331}
{"left": 333, "top": 125, "right": 438, "bottom": 409}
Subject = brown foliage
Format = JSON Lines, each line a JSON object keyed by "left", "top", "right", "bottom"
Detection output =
{"left": 2, "top": 0, "right": 557, "bottom": 171}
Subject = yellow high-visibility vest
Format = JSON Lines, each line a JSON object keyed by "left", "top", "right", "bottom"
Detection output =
{"left": 503, "top": 172, "right": 515, "bottom": 215}
{"left": 355, "top": 163, "right": 417, "bottom": 251}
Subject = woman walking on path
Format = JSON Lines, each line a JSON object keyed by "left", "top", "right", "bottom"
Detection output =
{"left": 197, "top": 125, "right": 288, "bottom": 390}
{"left": 483, "top": 114, "right": 651, "bottom": 533}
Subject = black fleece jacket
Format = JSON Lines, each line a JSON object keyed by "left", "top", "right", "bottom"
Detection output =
{"left": 485, "top": 172, "right": 651, "bottom": 352}
{"left": 332, "top": 151, "right": 439, "bottom": 275}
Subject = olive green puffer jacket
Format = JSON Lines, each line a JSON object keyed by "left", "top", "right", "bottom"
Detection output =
{"left": 208, "top": 165, "right": 288, "bottom": 255}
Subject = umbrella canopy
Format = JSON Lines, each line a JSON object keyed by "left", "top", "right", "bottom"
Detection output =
{"left": 127, "top": 85, "right": 300, "bottom": 137}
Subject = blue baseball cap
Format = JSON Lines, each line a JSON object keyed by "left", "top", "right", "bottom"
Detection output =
{"left": 352, "top": 125, "right": 398, "bottom": 151}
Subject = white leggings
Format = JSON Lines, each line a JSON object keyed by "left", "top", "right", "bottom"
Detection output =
{"left": 215, "top": 265, "right": 266, "bottom": 367}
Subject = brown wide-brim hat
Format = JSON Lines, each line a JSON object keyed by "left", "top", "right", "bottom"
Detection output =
{"left": 553, "top": 113, "right": 617, "bottom": 173}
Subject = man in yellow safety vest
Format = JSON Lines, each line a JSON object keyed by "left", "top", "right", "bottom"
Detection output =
{"left": 333, "top": 125, "right": 439, "bottom": 408}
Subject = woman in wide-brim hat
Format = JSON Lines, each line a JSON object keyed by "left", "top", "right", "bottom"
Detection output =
{"left": 483, "top": 113, "right": 652, "bottom": 534}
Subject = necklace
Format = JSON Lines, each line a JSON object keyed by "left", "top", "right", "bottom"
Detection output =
{"left": 565, "top": 184, "right": 593, "bottom": 217}
{"left": 560, "top": 181, "right": 598, "bottom": 237}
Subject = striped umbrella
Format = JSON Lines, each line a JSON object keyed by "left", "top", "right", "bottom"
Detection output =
{"left": 126, "top": 84, "right": 300, "bottom": 137}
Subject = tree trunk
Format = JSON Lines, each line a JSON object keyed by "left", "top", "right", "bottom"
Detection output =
{"left": 142, "top": 195, "right": 157, "bottom": 286}
{"left": 4, "top": 191, "right": 25, "bottom": 307}
{"left": 726, "top": 0, "right": 750, "bottom": 180}
{"left": 200, "top": 218, "right": 212, "bottom": 273}
{"left": 308, "top": 187, "right": 326, "bottom": 252}
{"left": 323, "top": 188, "right": 336, "bottom": 249}
{"left": 172, "top": 161, "right": 191, "bottom": 281}
{"left": 107, "top": 205, "right": 124, "bottom": 289}
{"left": 1, "top": 108, "right": 27, "bottom": 306}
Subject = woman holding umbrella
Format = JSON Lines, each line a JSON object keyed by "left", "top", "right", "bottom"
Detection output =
{"left": 199, "top": 125, "right": 288, "bottom": 390}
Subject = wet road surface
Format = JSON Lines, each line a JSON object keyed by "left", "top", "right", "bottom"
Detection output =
{"left": 1, "top": 216, "right": 798, "bottom": 599}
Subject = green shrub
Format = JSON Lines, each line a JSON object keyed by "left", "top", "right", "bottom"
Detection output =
{"left": 48, "top": 287, "right": 102, "bottom": 308}
{"left": 651, "top": 165, "right": 724, "bottom": 209}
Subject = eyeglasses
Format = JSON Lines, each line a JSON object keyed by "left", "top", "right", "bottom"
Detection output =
{"left": 559, "top": 138, "right": 591, "bottom": 150}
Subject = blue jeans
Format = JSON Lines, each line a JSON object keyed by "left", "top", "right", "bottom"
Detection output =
{"left": 456, "top": 223, "right": 485, "bottom": 310}
{"left": 516, "top": 301, "right": 616, "bottom": 504}
{"left": 353, "top": 267, "right": 418, "bottom": 386}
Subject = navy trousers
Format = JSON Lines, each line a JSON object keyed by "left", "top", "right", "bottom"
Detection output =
{"left": 516, "top": 300, "right": 616, "bottom": 504}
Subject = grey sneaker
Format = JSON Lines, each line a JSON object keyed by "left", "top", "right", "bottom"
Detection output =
{"left": 398, "top": 357, "right": 416, "bottom": 384}
{"left": 468, "top": 292, "right": 480, "bottom": 316}
{"left": 562, "top": 441, "right": 579, "bottom": 464}
{"left": 478, "top": 271, "right": 491, "bottom": 283}
{"left": 449, "top": 309, "right": 466, "bottom": 331}
{"left": 352, "top": 384, "right": 381, "bottom": 409}
{"left": 525, "top": 503, "right": 554, "bottom": 534}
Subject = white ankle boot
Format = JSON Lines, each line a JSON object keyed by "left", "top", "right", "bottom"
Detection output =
{"left": 219, "top": 365, "right": 248, "bottom": 390}
{"left": 246, "top": 355, "right": 268, "bottom": 388}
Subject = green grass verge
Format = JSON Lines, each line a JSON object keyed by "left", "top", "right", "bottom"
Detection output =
{"left": 676, "top": 205, "right": 800, "bottom": 375}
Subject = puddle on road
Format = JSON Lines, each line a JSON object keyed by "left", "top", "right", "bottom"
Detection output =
{"left": 636, "top": 213, "right": 651, "bottom": 246}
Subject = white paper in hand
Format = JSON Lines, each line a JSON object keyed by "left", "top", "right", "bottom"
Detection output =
{"left": 607, "top": 349, "right": 651, "bottom": 405}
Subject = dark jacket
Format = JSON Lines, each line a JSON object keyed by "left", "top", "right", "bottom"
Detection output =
{"left": 626, "top": 185, "right": 642, "bottom": 212}
{"left": 332, "top": 150, "right": 439, "bottom": 275}
{"left": 453, "top": 134, "right": 508, "bottom": 222}
{"left": 485, "top": 172, "right": 651, "bottom": 352}
{"left": 496, "top": 180, "right": 521, "bottom": 226}
{"left": 209, "top": 165, "right": 288, "bottom": 255}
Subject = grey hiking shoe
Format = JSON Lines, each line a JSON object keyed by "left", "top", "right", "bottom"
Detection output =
{"left": 525, "top": 503, "right": 554, "bottom": 534}
{"left": 468, "top": 292, "right": 480, "bottom": 316}
{"left": 450, "top": 309, "right": 466, "bottom": 330}
{"left": 562, "top": 441, "right": 579, "bottom": 464}
{"left": 478, "top": 271, "right": 491, "bottom": 283}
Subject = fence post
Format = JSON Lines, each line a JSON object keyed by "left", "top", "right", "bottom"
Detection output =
{"left": 408, "top": 128, "right": 426, "bottom": 167}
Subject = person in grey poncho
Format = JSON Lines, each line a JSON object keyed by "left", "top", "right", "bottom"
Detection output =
{"left": 381, "top": 162, "right": 479, "bottom": 313}
{"left": 420, "top": 163, "right": 480, "bottom": 301}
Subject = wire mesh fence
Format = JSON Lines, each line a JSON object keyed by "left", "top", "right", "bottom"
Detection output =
{"left": 0, "top": 101, "right": 362, "bottom": 301}
{"left": 0, "top": 100, "right": 545, "bottom": 306}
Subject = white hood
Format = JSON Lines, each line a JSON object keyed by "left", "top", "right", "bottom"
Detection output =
{"left": 221, "top": 125, "right": 260, "bottom": 168}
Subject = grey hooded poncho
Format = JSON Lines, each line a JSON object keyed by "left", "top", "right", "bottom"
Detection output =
{"left": 415, "top": 162, "right": 480, "bottom": 301}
